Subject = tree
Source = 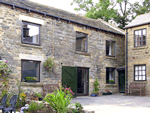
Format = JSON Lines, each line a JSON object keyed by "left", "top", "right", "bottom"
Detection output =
{"left": 71, "top": 0, "right": 117, "bottom": 22}
{"left": 131, "top": 0, "right": 150, "bottom": 18}
{"left": 71, "top": 0, "right": 134, "bottom": 29}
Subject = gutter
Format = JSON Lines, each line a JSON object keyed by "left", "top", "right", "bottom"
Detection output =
{"left": 0, "top": 0, "right": 124, "bottom": 36}
{"left": 125, "top": 29, "right": 128, "bottom": 93}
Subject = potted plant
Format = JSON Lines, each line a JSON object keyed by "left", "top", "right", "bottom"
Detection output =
{"left": 109, "top": 80, "right": 114, "bottom": 84}
{"left": 25, "top": 76, "right": 37, "bottom": 83}
{"left": 44, "top": 57, "right": 56, "bottom": 72}
{"left": 102, "top": 89, "right": 112, "bottom": 95}
{"left": 35, "top": 93, "right": 43, "bottom": 101}
{"left": 91, "top": 78, "right": 99, "bottom": 97}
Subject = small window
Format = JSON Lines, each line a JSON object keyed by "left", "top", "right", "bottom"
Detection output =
{"left": 21, "top": 60, "right": 40, "bottom": 82}
{"left": 134, "top": 29, "right": 146, "bottom": 47}
{"left": 106, "top": 67, "right": 115, "bottom": 84}
{"left": 22, "top": 22, "right": 40, "bottom": 45}
{"left": 134, "top": 64, "right": 146, "bottom": 81}
{"left": 106, "top": 40, "right": 115, "bottom": 57}
{"left": 76, "top": 32, "right": 88, "bottom": 52}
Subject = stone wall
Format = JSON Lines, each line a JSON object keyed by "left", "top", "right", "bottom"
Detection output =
{"left": 0, "top": 4, "right": 125, "bottom": 95}
{"left": 127, "top": 25, "right": 150, "bottom": 96}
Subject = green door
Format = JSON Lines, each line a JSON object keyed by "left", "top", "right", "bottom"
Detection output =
{"left": 119, "top": 71, "right": 125, "bottom": 93}
{"left": 62, "top": 66, "right": 77, "bottom": 97}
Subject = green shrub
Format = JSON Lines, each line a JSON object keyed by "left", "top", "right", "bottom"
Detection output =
{"left": 93, "top": 78, "right": 99, "bottom": 94}
{"left": 35, "top": 93, "right": 42, "bottom": 98}
{"left": 27, "top": 102, "right": 44, "bottom": 113}
{"left": 44, "top": 86, "right": 73, "bottom": 113}
{"left": 72, "top": 102, "right": 83, "bottom": 113}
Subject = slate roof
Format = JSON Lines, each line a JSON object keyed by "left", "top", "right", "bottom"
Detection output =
{"left": 124, "top": 13, "right": 150, "bottom": 29}
{"left": 0, "top": 0, "right": 124, "bottom": 35}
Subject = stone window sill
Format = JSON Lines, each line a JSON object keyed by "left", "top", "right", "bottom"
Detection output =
{"left": 132, "top": 81, "right": 147, "bottom": 84}
{"left": 106, "top": 56, "right": 117, "bottom": 60}
{"left": 20, "top": 82, "right": 43, "bottom": 87}
{"left": 132, "top": 46, "right": 148, "bottom": 50}
{"left": 20, "top": 43, "right": 43, "bottom": 49}
{"left": 74, "top": 51, "right": 91, "bottom": 56}
{"left": 106, "top": 84, "right": 118, "bottom": 87}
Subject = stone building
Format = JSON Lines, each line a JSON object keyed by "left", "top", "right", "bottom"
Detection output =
{"left": 124, "top": 13, "right": 150, "bottom": 96}
{"left": 0, "top": 0, "right": 125, "bottom": 96}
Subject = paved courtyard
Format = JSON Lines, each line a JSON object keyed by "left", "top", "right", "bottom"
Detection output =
{"left": 71, "top": 94, "right": 150, "bottom": 113}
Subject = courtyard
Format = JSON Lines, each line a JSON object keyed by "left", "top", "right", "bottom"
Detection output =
{"left": 71, "top": 94, "right": 150, "bottom": 113}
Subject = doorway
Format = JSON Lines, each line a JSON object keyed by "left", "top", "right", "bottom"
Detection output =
{"left": 77, "top": 67, "right": 89, "bottom": 96}
{"left": 117, "top": 68, "right": 125, "bottom": 93}
{"left": 62, "top": 66, "right": 89, "bottom": 97}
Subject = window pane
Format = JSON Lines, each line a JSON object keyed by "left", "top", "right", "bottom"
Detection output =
{"left": 142, "top": 66, "right": 145, "bottom": 70}
{"left": 142, "top": 71, "right": 145, "bottom": 75}
{"left": 139, "top": 71, "right": 142, "bottom": 75}
{"left": 76, "top": 32, "right": 88, "bottom": 52}
{"left": 111, "top": 42, "right": 115, "bottom": 56}
{"left": 135, "top": 66, "right": 138, "bottom": 70}
{"left": 106, "top": 41, "right": 110, "bottom": 56}
{"left": 23, "top": 22, "right": 40, "bottom": 44}
{"left": 139, "top": 76, "right": 142, "bottom": 80}
{"left": 143, "top": 76, "right": 146, "bottom": 80}
{"left": 135, "top": 76, "right": 138, "bottom": 80}
{"left": 135, "top": 71, "right": 138, "bottom": 75}
{"left": 22, "top": 60, "right": 40, "bottom": 82}
{"left": 139, "top": 66, "right": 142, "bottom": 70}
{"left": 143, "top": 29, "right": 146, "bottom": 36}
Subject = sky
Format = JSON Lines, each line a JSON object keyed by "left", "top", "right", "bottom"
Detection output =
{"left": 30, "top": 0, "right": 141, "bottom": 15}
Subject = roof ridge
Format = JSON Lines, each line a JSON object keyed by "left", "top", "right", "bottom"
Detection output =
{"left": 97, "top": 18, "right": 125, "bottom": 34}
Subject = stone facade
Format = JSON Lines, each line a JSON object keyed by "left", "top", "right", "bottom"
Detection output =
{"left": 0, "top": 2, "right": 125, "bottom": 96}
{"left": 126, "top": 24, "right": 150, "bottom": 96}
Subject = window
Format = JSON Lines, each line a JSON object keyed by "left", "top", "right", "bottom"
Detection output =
{"left": 106, "top": 40, "right": 115, "bottom": 57}
{"left": 21, "top": 60, "right": 40, "bottom": 82}
{"left": 76, "top": 32, "right": 88, "bottom": 52}
{"left": 22, "top": 22, "right": 40, "bottom": 45}
{"left": 134, "top": 65, "right": 146, "bottom": 81}
{"left": 106, "top": 67, "right": 115, "bottom": 84}
{"left": 134, "top": 29, "right": 146, "bottom": 47}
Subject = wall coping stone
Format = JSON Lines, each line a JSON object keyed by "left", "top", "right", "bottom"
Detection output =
{"left": 132, "top": 46, "right": 148, "bottom": 50}
{"left": 106, "top": 84, "right": 118, "bottom": 87}
{"left": 74, "top": 51, "right": 91, "bottom": 56}
{"left": 20, "top": 82, "right": 43, "bottom": 87}
{"left": 20, "top": 43, "right": 43, "bottom": 49}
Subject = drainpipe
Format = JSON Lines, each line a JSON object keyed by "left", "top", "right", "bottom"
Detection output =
{"left": 125, "top": 29, "right": 128, "bottom": 93}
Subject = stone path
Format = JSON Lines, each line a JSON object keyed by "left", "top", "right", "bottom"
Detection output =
{"left": 70, "top": 94, "right": 150, "bottom": 113}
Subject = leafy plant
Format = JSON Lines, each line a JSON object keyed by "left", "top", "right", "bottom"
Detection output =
{"left": 44, "top": 86, "right": 73, "bottom": 113}
{"left": 109, "top": 80, "right": 114, "bottom": 83}
{"left": 72, "top": 102, "right": 83, "bottom": 113}
{"left": 27, "top": 102, "right": 44, "bottom": 113}
{"left": 44, "top": 57, "right": 56, "bottom": 72}
{"left": 0, "top": 60, "right": 12, "bottom": 76}
{"left": 35, "top": 93, "right": 42, "bottom": 98}
{"left": 62, "top": 85, "right": 75, "bottom": 98}
{"left": 93, "top": 78, "right": 99, "bottom": 94}
{"left": 26, "top": 76, "right": 37, "bottom": 81}
{"left": 16, "top": 79, "right": 26, "bottom": 109}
